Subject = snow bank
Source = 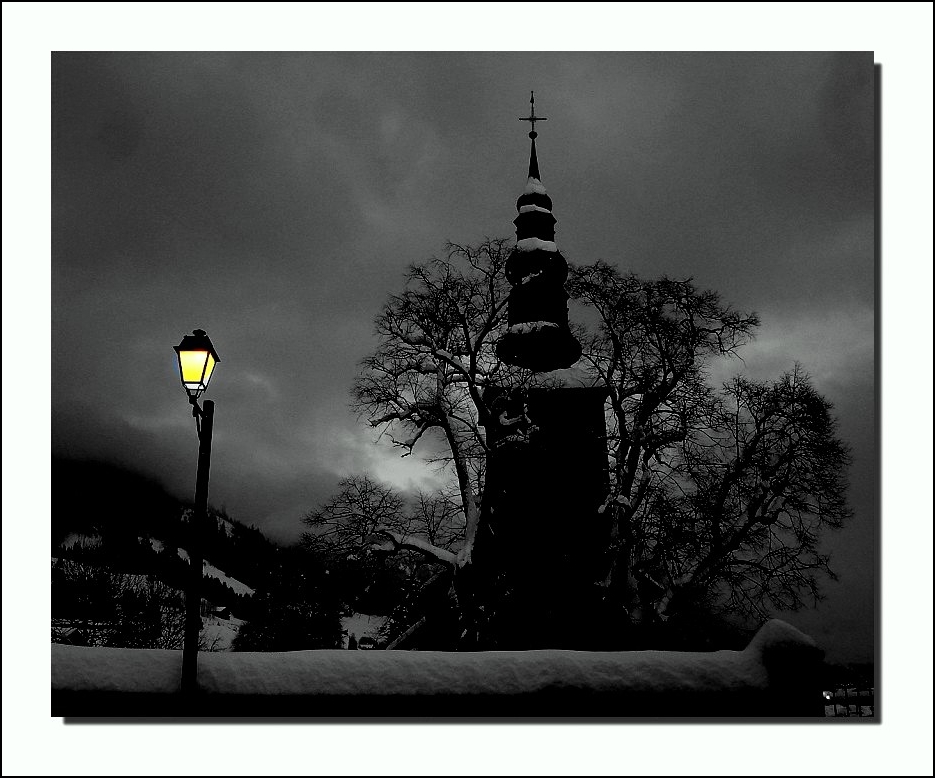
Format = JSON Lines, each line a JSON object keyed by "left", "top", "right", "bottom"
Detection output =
{"left": 52, "top": 620, "right": 824, "bottom": 717}
{"left": 53, "top": 645, "right": 182, "bottom": 695}
{"left": 190, "top": 643, "right": 763, "bottom": 698}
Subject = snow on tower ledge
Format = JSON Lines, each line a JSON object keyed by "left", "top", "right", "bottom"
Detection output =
{"left": 51, "top": 619, "right": 825, "bottom": 718}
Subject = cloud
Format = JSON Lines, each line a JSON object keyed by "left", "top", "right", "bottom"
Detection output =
{"left": 329, "top": 428, "right": 452, "bottom": 496}
{"left": 711, "top": 303, "right": 874, "bottom": 391}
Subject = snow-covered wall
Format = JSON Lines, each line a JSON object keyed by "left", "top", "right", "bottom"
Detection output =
{"left": 52, "top": 619, "right": 825, "bottom": 718}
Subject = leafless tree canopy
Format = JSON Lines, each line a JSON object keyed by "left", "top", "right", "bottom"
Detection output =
{"left": 568, "top": 261, "right": 851, "bottom": 625}
{"left": 302, "top": 475, "right": 406, "bottom": 556}
{"left": 351, "top": 239, "right": 529, "bottom": 565}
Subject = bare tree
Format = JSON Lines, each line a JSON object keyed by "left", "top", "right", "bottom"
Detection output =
{"left": 568, "top": 261, "right": 851, "bottom": 630}
{"left": 411, "top": 489, "right": 464, "bottom": 552}
{"left": 301, "top": 476, "right": 465, "bottom": 566}
{"left": 666, "top": 367, "right": 852, "bottom": 621}
{"left": 352, "top": 238, "right": 526, "bottom": 566}
{"left": 301, "top": 475, "right": 407, "bottom": 559}
{"left": 300, "top": 475, "right": 468, "bottom": 647}
{"left": 318, "top": 246, "right": 851, "bottom": 648}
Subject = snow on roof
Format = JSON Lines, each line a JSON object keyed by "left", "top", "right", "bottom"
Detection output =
{"left": 515, "top": 237, "right": 557, "bottom": 252}
{"left": 61, "top": 533, "right": 102, "bottom": 549}
{"left": 530, "top": 364, "right": 602, "bottom": 388}
{"left": 52, "top": 619, "right": 819, "bottom": 701}
{"left": 341, "top": 613, "right": 386, "bottom": 643}
{"left": 519, "top": 204, "right": 551, "bottom": 214}
{"left": 524, "top": 177, "right": 547, "bottom": 195}
{"left": 508, "top": 321, "right": 560, "bottom": 335}
{"left": 203, "top": 562, "right": 255, "bottom": 597}
{"left": 175, "top": 548, "right": 254, "bottom": 596}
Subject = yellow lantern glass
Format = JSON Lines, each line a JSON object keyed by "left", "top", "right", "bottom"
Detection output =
{"left": 174, "top": 330, "right": 220, "bottom": 400}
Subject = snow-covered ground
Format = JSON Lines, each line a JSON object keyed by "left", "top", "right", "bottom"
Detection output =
{"left": 53, "top": 640, "right": 768, "bottom": 697}
{"left": 202, "top": 615, "right": 245, "bottom": 651}
{"left": 52, "top": 619, "right": 824, "bottom": 716}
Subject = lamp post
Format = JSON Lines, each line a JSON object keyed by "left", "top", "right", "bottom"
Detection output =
{"left": 173, "top": 329, "right": 220, "bottom": 695}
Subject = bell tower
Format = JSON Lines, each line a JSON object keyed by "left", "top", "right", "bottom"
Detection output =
{"left": 469, "top": 94, "right": 610, "bottom": 649}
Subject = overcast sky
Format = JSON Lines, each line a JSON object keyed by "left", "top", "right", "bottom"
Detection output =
{"left": 50, "top": 51, "right": 874, "bottom": 662}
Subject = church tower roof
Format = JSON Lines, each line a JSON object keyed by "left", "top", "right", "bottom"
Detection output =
{"left": 496, "top": 93, "right": 581, "bottom": 372}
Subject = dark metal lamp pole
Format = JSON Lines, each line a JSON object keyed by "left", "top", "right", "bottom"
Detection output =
{"left": 181, "top": 398, "right": 214, "bottom": 694}
{"left": 173, "top": 329, "right": 220, "bottom": 696}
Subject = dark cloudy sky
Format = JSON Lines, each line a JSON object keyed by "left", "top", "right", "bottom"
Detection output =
{"left": 50, "top": 51, "right": 874, "bottom": 661}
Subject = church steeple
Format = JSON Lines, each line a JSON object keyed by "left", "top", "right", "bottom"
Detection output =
{"left": 496, "top": 93, "right": 581, "bottom": 372}
{"left": 519, "top": 90, "right": 545, "bottom": 178}
{"left": 528, "top": 135, "right": 540, "bottom": 181}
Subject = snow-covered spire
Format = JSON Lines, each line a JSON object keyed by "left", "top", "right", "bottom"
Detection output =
{"left": 496, "top": 93, "right": 581, "bottom": 373}
{"left": 523, "top": 139, "right": 547, "bottom": 196}
{"left": 519, "top": 91, "right": 548, "bottom": 199}
{"left": 528, "top": 134, "right": 541, "bottom": 182}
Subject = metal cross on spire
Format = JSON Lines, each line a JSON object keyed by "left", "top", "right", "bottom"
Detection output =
{"left": 519, "top": 91, "right": 547, "bottom": 139}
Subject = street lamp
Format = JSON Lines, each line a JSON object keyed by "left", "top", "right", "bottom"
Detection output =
{"left": 173, "top": 329, "right": 220, "bottom": 695}
{"left": 174, "top": 328, "right": 220, "bottom": 401}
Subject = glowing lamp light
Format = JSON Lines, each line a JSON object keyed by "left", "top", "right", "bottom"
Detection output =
{"left": 173, "top": 329, "right": 220, "bottom": 400}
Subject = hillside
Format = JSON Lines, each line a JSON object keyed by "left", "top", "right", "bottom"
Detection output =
{"left": 51, "top": 456, "right": 337, "bottom": 651}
